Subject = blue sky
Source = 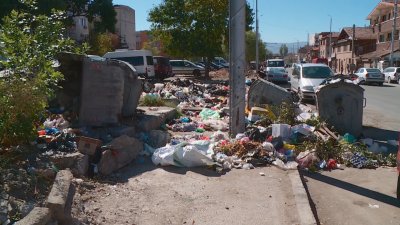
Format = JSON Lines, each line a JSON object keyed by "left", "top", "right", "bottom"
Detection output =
{"left": 114, "top": 0, "right": 379, "bottom": 43}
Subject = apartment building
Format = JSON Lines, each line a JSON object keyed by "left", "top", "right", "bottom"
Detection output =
{"left": 67, "top": 16, "right": 89, "bottom": 43}
{"left": 362, "top": 0, "right": 400, "bottom": 67}
{"left": 114, "top": 5, "right": 136, "bottom": 49}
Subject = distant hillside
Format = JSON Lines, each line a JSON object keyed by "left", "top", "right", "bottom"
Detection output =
{"left": 266, "top": 42, "right": 308, "bottom": 54}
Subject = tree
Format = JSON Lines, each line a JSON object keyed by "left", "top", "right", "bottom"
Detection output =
{"left": 0, "top": 0, "right": 85, "bottom": 146}
{"left": 142, "top": 41, "right": 161, "bottom": 56}
{"left": 0, "top": 0, "right": 117, "bottom": 34}
{"left": 245, "top": 31, "right": 267, "bottom": 63}
{"left": 279, "top": 44, "right": 288, "bottom": 58}
{"left": 149, "top": 0, "right": 255, "bottom": 77}
{"left": 88, "top": 0, "right": 116, "bottom": 33}
{"left": 149, "top": 0, "right": 228, "bottom": 77}
{"left": 245, "top": 2, "right": 254, "bottom": 31}
{"left": 89, "top": 32, "right": 119, "bottom": 55}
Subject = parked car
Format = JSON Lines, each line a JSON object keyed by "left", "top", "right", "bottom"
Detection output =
{"left": 195, "top": 61, "right": 222, "bottom": 70}
{"left": 354, "top": 68, "right": 385, "bottom": 86}
{"left": 266, "top": 67, "right": 289, "bottom": 83}
{"left": 213, "top": 57, "right": 229, "bottom": 68}
{"left": 195, "top": 62, "right": 205, "bottom": 68}
{"left": 153, "top": 56, "right": 173, "bottom": 79}
{"left": 292, "top": 63, "right": 334, "bottom": 102}
{"left": 103, "top": 49, "right": 155, "bottom": 78}
{"left": 170, "top": 60, "right": 205, "bottom": 76}
{"left": 382, "top": 67, "right": 400, "bottom": 84}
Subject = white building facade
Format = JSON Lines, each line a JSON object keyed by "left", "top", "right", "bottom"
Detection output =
{"left": 114, "top": 5, "right": 136, "bottom": 49}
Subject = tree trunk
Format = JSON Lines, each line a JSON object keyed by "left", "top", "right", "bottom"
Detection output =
{"left": 205, "top": 57, "right": 211, "bottom": 79}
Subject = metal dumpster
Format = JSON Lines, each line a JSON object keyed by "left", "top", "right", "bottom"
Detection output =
{"left": 247, "top": 79, "right": 293, "bottom": 109}
{"left": 57, "top": 53, "right": 144, "bottom": 127}
{"left": 316, "top": 80, "right": 365, "bottom": 137}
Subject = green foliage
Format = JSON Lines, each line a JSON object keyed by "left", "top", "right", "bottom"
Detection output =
{"left": 0, "top": 0, "right": 84, "bottom": 146}
{"left": 0, "top": 0, "right": 117, "bottom": 36}
{"left": 279, "top": 44, "right": 288, "bottom": 58}
{"left": 88, "top": 32, "right": 119, "bottom": 56}
{"left": 245, "top": 2, "right": 255, "bottom": 31}
{"left": 88, "top": 0, "right": 116, "bottom": 33}
{"left": 140, "top": 95, "right": 166, "bottom": 107}
{"left": 142, "top": 41, "right": 161, "bottom": 56}
{"left": 149, "top": 0, "right": 228, "bottom": 59}
{"left": 245, "top": 31, "right": 268, "bottom": 63}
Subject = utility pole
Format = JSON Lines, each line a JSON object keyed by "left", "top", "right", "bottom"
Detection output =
{"left": 329, "top": 16, "right": 332, "bottom": 63}
{"left": 256, "top": 0, "right": 259, "bottom": 71}
{"left": 229, "top": 0, "right": 246, "bottom": 136}
{"left": 390, "top": 0, "right": 398, "bottom": 67}
{"left": 352, "top": 24, "right": 355, "bottom": 63}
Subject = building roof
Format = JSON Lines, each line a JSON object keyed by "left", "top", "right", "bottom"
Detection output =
{"left": 339, "top": 27, "right": 375, "bottom": 41}
{"left": 367, "top": 1, "right": 394, "bottom": 20}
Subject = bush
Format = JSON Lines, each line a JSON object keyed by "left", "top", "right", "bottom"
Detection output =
{"left": 0, "top": 0, "right": 86, "bottom": 146}
{"left": 0, "top": 79, "right": 47, "bottom": 146}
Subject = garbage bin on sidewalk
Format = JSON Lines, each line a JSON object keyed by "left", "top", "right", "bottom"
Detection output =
{"left": 316, "top": 80, "right": 365, "bottom": 137}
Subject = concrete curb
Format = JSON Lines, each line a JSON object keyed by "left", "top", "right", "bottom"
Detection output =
{"left": 17, "top": 170, "right": 74, "bottom": 225}
{"left": 288, "top": 170, "right": 318, "bottom": 225}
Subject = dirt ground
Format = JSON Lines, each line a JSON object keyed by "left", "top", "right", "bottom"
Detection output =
{"left": 71, "top": 158, "right": 303, "bottom": 225}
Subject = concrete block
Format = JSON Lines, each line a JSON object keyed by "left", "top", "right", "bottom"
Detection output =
{"left": 46, "top": 170, "right": 73, "bottom": 224}
{"left": 135, "top": 107, "right": 177, "bottom": 132}
{"left": 50, "top": 152, "right": 89, "bottom": 177}
{"left": 15, "top": 207, "right": 51, "bottom": 225}
{"left": 98, "top": 135, "right": 143, "bottom": 175}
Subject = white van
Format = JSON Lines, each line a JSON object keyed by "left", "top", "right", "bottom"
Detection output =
{"left": 265, "top": 59, "right": 285, "bottom": 72}
{"left": 103, "top": 50, "right": 155, "bottom": 78}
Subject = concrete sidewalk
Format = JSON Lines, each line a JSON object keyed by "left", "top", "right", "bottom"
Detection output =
{"left": 301, "top": 167, "right": 400, "bottom": 225}
{"left": 73, "top": 158, "right": 316, "bottom": 225}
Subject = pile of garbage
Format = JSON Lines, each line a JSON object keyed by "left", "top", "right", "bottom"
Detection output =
{"left": 146, "top": 78, "right": 398, "bottom": 172}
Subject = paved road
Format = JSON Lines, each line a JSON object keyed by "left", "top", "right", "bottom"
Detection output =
{"left": 362, "top": 83, "right": 400, "bottom": 133}
{"left": 286, "top": 67, "right": 400, "bottom": 134}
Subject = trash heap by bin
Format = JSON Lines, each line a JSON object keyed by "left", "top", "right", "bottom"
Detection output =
{"left": 35, "top": 78, "right": 398, "bottom": 177}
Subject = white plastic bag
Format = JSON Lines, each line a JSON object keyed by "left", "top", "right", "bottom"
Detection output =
{"left": 173, "top": 145, "right": 214, "bottom": 167}
{"left": 151, "top": 144, "right": 178, "bottom": 166}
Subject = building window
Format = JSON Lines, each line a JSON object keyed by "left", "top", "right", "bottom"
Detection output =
{"left": 382, "top": 15, "right": 387, "bottom": 22}
{"left": 387, "top": 32, "right": 392, "bottom": 42}
{"left": 379, "top": 34, "right": 385, "bottom": 43}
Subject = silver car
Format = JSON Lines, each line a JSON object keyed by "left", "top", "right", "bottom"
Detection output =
{"left": 354, "top": 68, "right": 385, "bottom": 86}
{"left": 266, "top": 67, "right": 289, "bottom": 83}
{"left": 170, "top": 60, "right": 205, "bottom": 76}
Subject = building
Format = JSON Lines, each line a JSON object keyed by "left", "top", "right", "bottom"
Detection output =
{"left": 332, "top": 27, "right": 376, "bottom": 74}
{"left": 136, "top": 30, "right": 166, "bottom": 55}
{"left": 319, "top": 32, "right": 340, "bottom": 60}
{"left": 362, "top": 0, "right": 400, "bottom": 67}
{"left": 114, "top": 5, "right": 136, "bottom": 49}
{"left": 67, "top": 16, "right": 89, "bottom": 44}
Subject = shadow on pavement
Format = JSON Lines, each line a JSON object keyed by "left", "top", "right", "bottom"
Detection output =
{"left": 301, "top": 170, "right": 400, "bottom": 208}
{"left": 102, "top": 156, "right": 222, "bottom": 184}
{"left": 162, "top": 165, "right": 223, "bottom": 177}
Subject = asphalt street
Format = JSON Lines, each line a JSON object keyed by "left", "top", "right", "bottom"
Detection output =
{"left": 287, "top": 68, "right": 400, "bottom": 135}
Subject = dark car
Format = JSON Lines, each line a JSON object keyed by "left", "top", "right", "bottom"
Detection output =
{"left": 153, "top": 56, "right": 173, "bottom": 79}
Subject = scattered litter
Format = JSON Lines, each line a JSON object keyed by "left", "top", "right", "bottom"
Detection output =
{"left": 368, "top": 203, "right": 379, "bottom": 209}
